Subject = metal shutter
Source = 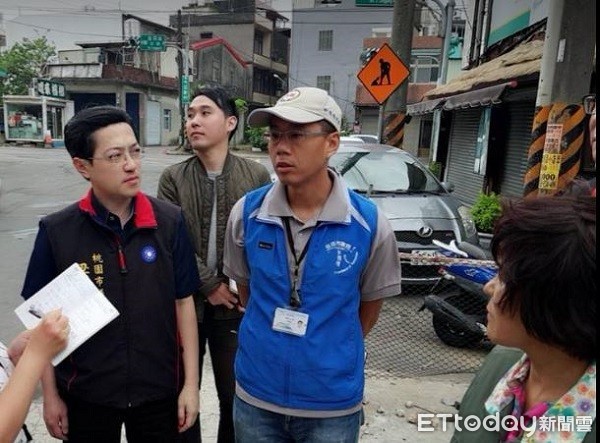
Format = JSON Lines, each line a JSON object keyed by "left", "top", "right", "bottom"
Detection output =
{"left": 445, "top": 108, "right": 485, "bottom": 204}
{"left": 498, "top": 101, "right": 535, "bottom": 198}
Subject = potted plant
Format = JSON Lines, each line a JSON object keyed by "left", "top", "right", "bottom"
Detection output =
{"left": 244, "top": 126, "right": 268, "bottom": 152}
{"left": 470, "top": 192, "right": 502, "bottom": 248}
{"left": 428, "top": 161, "right": 442, "bottom": 180}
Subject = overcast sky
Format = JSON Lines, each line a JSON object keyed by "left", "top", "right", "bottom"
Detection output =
{"left": 1, "top": 0, "right": 292, "bottom": 49}
{"left": 0, "top": 0, "right": 293, "bottom": 23}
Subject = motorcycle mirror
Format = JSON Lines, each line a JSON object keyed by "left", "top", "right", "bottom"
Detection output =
{"left": 432, "top": 239, "right": 469, "bottom": 258}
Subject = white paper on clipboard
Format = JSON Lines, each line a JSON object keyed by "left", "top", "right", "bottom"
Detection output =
{"left": 15, "top": 263, "right": 120, "bottom": 366}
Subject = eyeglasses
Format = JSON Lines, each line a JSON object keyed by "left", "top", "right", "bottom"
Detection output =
{"left": 264, "top": 129, "right": 332, "bottom": 145}
{"left": 88, "top": 147, "right": 144, "bottom": 164}
{"left": 583, "top": 94, "right": 596, "bottom": 115}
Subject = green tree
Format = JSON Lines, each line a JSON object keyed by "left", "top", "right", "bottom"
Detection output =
{"left": 0, "top": 37, "right": 56, "bottom": 101}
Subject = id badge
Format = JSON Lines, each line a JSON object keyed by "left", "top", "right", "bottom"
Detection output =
{"left": 272, "top": 307, "right": 309, "bottom": 336}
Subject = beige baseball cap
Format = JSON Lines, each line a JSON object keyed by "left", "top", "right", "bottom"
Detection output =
{"left": 248, "top": 87, "right": 342, "bottom": 132}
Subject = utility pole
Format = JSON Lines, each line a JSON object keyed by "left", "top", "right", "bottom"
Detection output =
{"left": 168, "top": 10, "right": 191, "bottom": 154}
{"left": 385, "top": 0, "right": 415, "bottom": 148}
{"left": 523, "top": 0, "right": 596, "bottom": 196}
{"left": 175, "top": 9, "right": 187, "bottom": 153}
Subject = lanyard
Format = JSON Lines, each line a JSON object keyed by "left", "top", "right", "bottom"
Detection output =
{"left": 282, "top": 217, "right": 313, "bottom": 308}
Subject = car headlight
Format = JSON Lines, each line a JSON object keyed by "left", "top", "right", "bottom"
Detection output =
{"left": 458, "top": 205, "right": 477, "bottom": 238}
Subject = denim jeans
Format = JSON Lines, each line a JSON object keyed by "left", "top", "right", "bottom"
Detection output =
{"left": 233, "top": 395, "right": 361, "bottom": 443}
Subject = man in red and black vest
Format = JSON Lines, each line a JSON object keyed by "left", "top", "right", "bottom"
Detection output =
{"left": 21, "top": 106, "right": 200, "bottom": 442}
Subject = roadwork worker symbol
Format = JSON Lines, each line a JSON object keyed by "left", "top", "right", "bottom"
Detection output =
{"left": 372, "top": 59, "right": 392, "bottom": 86}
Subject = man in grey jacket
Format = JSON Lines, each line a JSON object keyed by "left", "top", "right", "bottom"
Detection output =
{"left": 158, "top": 86, "right": 271, "bottom": 443}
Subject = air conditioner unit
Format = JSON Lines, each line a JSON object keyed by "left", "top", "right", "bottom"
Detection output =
{"left": 123, "top": 51, "right": 135, "bottom": 66}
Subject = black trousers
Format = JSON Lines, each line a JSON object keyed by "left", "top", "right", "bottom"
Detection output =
{"left": 63, "top": 394, "right": 178, "bottom": 443}
{"left": 179, "top": 306, "right": 240, "bottom": 443}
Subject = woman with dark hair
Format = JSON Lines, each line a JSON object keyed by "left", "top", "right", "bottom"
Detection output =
{"left": 452, "top": 195, "right": 596, "bottom": 442}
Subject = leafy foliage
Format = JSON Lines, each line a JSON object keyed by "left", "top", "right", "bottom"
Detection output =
{"left": 0, "top": 37, "right": 56, "bottom": 101}
{"left": 470, "top": 192, "right": 502, "bottom": 233}
{"left": 245, "top": 126, "right": 268, "bottom": 151}
{"left": 234, "top": 98, "right": 248, "bottom": 114}
{"left": 428, "top": 161, "right": 442, "bottom": 179}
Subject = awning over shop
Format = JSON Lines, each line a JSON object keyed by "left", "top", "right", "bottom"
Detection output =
{"left": 406, "top": 97, "right": 445, "bottom": 116}
{"left": 442, "top": 81, "right": 517, "bottom": 110}
{"left": 423, "top": 40, "right": 543, "bottom": 99}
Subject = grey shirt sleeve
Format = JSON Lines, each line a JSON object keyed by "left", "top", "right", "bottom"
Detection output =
{"left": 359, "top": 209, "right": 402, "bottom": 301}
{"left": 223, "top": 196, "right": 249, "bottom": 285}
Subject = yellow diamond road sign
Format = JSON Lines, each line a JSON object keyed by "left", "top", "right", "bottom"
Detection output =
{"left": 357, "top": 43, "right": 409, "bottom": 105}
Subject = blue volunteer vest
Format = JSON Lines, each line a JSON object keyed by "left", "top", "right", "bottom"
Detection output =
{"left": 236, "top": 184, "right": 378, "bottom": 410}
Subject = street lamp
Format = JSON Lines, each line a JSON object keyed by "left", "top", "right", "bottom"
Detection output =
{"left": 426, "top": 0, "right": 455, "bottom": 86}
{"left": 425, "top": 0, "right": 455, "bottom": 168}
{"left": 273, "top": 73, "right": 287, "bottom": 92}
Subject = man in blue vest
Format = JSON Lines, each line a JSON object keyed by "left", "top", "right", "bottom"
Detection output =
{"left": 223, "top": 87, "right": 401, "bottom": 442}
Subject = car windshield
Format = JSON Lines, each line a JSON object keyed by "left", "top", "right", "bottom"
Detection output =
{"left": 354, "top": 134, "right": 379, "bottom": 143}
{"left": 330, "top": 151, "right": 445, "bottom": 194}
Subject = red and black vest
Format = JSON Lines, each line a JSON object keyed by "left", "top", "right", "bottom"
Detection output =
{"left": 43, "top": 192, "right": 185, "bottom": 408}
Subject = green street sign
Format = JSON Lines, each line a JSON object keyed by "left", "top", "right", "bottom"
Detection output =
{"left": 181, "top": 75, "right": 189, "bottom": 104}
{"left": 139, "top": 34, "right": 166, "bottom": 52}
{"left": 355, "top": 0, "right": 392, "bottom": 5}
{"left": 0, "top": 68, "right": 7, "bottom": 78}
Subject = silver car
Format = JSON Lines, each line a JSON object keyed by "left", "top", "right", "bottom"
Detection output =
{"left": 329, "top": 143, "right": 478, "bottom": 286}
{"left": 350, "top": 134, "right": 379, "bottom": 143}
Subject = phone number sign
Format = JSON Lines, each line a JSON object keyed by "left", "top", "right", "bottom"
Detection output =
{"left": 539, "top": 153, "right": 562, "bottom": 190}
{"left": 538, "top": 123, "right": 563, "bottom": 191}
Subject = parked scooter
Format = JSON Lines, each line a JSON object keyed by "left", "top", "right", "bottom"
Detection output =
{"left": 419, "top": 239, "right": 496, "bottom": 348}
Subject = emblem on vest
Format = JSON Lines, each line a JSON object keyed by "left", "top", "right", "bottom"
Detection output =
{"left": 141, "top": 245, "right": 157, "bottom": 263}
{"left": 325, "top": 241, "right": 359, "bottom": 274}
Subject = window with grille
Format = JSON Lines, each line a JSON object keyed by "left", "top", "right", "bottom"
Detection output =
{"left": 163, "top": 109, "right": 172, "bottom": 131}
{"left": 409, "top": 56, "right": 439, "bottom": 83}
{"left": 254, "top": 30, "right": 264, "bottom": 55}
{"left": 316, "top": 75, "right": 331, "bottom": 93}
{"left": 318, "top": 30, "right": 333, "bottom": 51}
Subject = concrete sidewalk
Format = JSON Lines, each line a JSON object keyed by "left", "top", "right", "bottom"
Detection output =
{"left": 24, "top": 357, "right": 470, "bottom": 442}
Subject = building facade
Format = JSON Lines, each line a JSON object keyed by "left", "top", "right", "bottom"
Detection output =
{"left": 171, "top": 0, "right": 290, "bottom": 110}
{"left": 290, "top": 0, "right": 393, "bottom": 127}
{"left": 408, "top": 0, "right": 595, "bottom": 204}
{"left": 44, "top": 14, "right": 182, "bottom": 146}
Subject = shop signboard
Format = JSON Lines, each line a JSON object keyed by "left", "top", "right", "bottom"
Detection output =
{"left": 36, "top": 79, "right": 66, "bottom": 99}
